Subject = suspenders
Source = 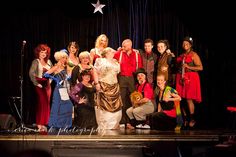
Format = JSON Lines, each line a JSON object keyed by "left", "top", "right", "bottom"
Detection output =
{"left": 119, "top": 50, "right": 139, "bottom": 70}
{"left": 137, "top": 82, "right": 147, "bottom": 97}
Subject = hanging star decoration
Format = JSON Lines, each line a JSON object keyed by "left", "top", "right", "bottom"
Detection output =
{"left": 91, "top": 0, "right": 106, "bottom": 14}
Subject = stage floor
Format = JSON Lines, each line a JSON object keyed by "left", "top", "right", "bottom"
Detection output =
{"left": 1, "top": 128, "right": 236, "bottom": 157}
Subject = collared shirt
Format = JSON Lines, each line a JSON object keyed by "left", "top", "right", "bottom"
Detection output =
{"left": 114, "top": 49, "right": 143, "bottom": 76}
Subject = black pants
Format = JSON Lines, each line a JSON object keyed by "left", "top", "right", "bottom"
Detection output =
{"left": 118, "top": 75, "right": 135, "bottom": 124}
{"left": 149, "top": 111, "right": 176, "bottom": 130}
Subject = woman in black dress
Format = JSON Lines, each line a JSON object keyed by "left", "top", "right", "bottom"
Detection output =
{"left": 69, "top": 70, "right": 97, "bottom": 129}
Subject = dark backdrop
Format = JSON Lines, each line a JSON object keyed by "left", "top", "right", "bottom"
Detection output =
{"left": 0, "top": 0, "right": 235, "bottom": 129}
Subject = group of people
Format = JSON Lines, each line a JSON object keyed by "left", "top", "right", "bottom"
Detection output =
{"left": 29, "top": 34, "right": 203, "bottom": 132}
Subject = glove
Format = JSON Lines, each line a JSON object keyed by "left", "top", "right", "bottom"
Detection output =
{"left": 43, "top": 73, "right": 60, "bottom": 85}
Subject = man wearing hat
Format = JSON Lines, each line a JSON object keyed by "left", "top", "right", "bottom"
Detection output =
{"left": 126, "top": 68, "right": 155, "bottom": 129}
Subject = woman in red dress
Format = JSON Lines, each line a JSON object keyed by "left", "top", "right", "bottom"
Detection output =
{"left": 29, "top": 44, "right": 53, "bottom": 131}
{"left": 175, "top": 37, "right": 203, "bottom": 128}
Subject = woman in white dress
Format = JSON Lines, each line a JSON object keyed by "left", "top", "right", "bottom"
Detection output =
{"left": 94, "top": 47, "right": 123, "bottom": 130}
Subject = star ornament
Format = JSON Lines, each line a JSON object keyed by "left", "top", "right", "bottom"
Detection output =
{"left": 91, "top": 0, "right": 106, "bottom": 14}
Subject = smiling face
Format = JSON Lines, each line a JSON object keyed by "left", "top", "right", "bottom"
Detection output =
{"left": 182, "top": 41, "right": 192, "bottom": 52}
{"left": 122, "top": 39, "right": 132, "bottom": 52}
{"left": 82, "top": 74, "right": 91, "bottom": 82}
{"left": 68, "top": 45, "right": 78, "bottom": 54}
{"left": 39, "top": 50, "right": 47, "bottom": 59}
{"left": 80, "top": 56, "right": 90, "bottom": 64}
{"left": 156, "top": 74, "right": 166, "bottom": 89}
{"left": 157, "top": 42, "right": 167, "bottom": 54}
{"left": 61, "top": 55, "right": 68, "bottom": 65}
{"left": 144, "top": 42, "right": 153, "bottom": 54}
{"left": 100, "top": 36, "right": 108, "bottom": 47}
{"left": 68, "top": 41, "right": 79, "bottom": 55}
{"left": 96, "top": 34, "right": 108, "bottom": 49}
{"left": 79, "top": 51, "right": 91, "bottom": 65}
{"left": 137, "top": 73, "right": 146, "bottom": 84}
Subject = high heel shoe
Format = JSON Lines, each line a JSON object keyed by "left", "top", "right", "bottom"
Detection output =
{"left": 189, "top": 119, "right": 196, "bottom": 129}
{"left": 189, "top": 114, "right": 196, "bottom": 129}
{"left": 37, "top": 125, "right": 47, "bottom": 132}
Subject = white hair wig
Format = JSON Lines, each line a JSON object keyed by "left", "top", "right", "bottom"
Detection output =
{"left": 79, "top": 51, "right": 91, "bottom": 61}
{"left": 54, "top": 50, "right": 68, "bottom": 61}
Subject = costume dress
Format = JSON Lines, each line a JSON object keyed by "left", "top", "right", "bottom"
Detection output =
{"left": 69, "top": 83, "right": 98, "bottom": 129}
{"left": 45, "top": 70, "right": 73, "bottom": 129}
{"left": 175, "top": 52, "right": 201, "bottom": 102}
{"left": 94, "top": 58, "right": 122, "bottom": 129}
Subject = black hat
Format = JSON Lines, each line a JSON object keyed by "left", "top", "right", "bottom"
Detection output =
{"left": 183, "top": 36, "right": 193, "bottom": 45}
{"left": 133, "top": 68, "right": 147, "bottom": 77}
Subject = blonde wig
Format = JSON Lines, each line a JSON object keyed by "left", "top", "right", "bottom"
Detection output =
{"left": 54, "top": 50, "right": 68, "bottom": 61}
{"left": 95, "top": 34, "right": 108, "bottom": 48}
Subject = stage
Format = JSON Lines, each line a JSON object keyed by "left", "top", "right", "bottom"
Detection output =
{"left": 0, "top": 128, "right": 236, "bottom": 157}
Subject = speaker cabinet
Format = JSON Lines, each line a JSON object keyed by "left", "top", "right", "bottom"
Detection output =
{"left": 0, "top": 114, "right": 16, "bottom": 130}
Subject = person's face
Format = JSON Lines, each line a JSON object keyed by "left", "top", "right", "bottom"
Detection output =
{"left": 157, "top": 75, "right": 166, "bottom": 89}
{"left": 80, "top": 56, "right": 90, "bottom": 65}
{"left": 137, "top": 73, "right": 146, "bottom": 84}
{"left": 82, "top": 74, "right": 91, "bottom": 82}
{"left": 144, "top": 42, "right": 153, "bottom": 53}
{"left": 157, "top": 42, "right": 167, "bottom": 54}
{"left": 182, "top": 41, "right": 192, "bottom": 51}
{"left": 122, "top": 41, "right": 132, "bottom": 52}
{"left": 61, "top": 56, "right": 68, "bottom": 65}
{"left": 69, "top": 45, "right": 77, "bottom": 54}
{"left": 100, "top": 37, "right": 107, "bottom": 47}
{"left": 39, "top": 50, "right": 47, "bottom": 59}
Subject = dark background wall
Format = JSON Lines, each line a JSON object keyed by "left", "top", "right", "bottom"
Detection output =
{"left": 0, "top": 0, "right": 235, "bottom": 129}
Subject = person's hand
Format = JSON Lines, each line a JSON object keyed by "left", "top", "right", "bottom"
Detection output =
{"left": 95, "top": 83, "right": 101, "bottom": 91}
{"left": 163, "top": 90, "right": 171, "bottom": 102}
{"left": 163, "top": 96, "right": 170, "bottom": 102}
{"left": 166, "top": 49, "right": 171, "bottom": 54}
{"left": 161, "top": 66, "right": 168, "bottom": 72}
{"left": 37, "top": 84, "right": 43, "bottom": 88}
{"left": 44, "top": 73, "right": 60, "bottom": 85}
{"left": 117, "top": 47, "right": 122, "bottom": 51}
{"left": 183, "top": 63, "right": 190, "bottom": 69}
{"left": 166, "top": 49, "right": 175, "bottom": 57}
{"left": 79, "top": 96, "right": 87, "bottom": 104}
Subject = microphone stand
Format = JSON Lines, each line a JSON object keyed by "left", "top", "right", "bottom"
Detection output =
{"left": 14, "top": 41, "right": 36, "bottom": 133}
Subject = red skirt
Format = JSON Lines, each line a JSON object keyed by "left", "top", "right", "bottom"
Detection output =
{"left": 176, "top": 72, "right": 201, "bottom": 103}
{"left": 35, "top": 77, "right": 51, "bottom": 125}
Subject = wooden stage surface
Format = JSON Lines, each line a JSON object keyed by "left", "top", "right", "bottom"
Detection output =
{"left": 0, "top": 128, "right": 236, "bottom": 157}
